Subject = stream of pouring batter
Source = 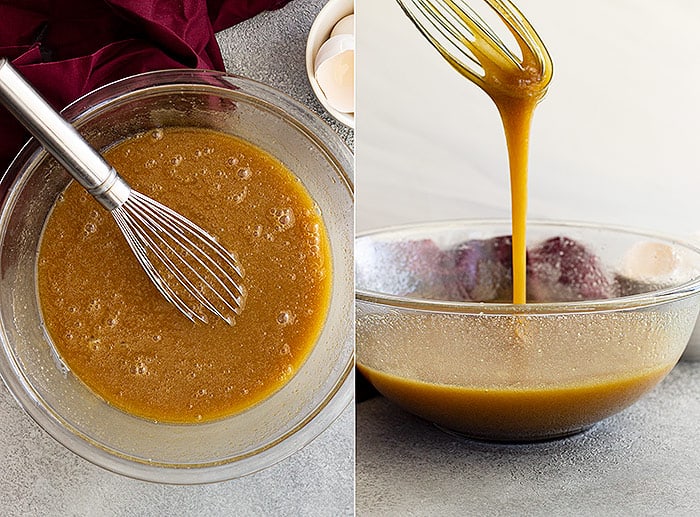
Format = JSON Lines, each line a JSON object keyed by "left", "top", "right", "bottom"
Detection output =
{"left": 494, "top": 93, "right": 543, "bottom": 303}
{"left": 439, "top": 1, "right": 552, "bottom": 303}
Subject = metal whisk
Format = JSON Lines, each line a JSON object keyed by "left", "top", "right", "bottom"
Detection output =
{"left": 395, "top": 0, "right": 552, "bottom": 93}
{"left": 0, "top": 59, "right": 245, "bottom": 324}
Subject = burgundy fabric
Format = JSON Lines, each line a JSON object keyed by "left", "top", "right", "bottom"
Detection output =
{"left": 0, "top": 0, "right": 290, "bottom": 181}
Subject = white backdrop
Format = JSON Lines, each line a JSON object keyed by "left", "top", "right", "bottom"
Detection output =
{"left": 356, "top": 0, "right": 700, "bottom": 243}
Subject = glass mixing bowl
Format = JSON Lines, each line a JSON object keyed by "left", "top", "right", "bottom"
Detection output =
{"left": 0, "top": 70, "right": 353, "bottom": 483}
{"left": 356, "top": 220, "right": 700, "bottom": 442}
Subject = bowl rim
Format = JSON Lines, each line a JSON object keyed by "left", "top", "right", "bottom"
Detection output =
{"left": 355, "top": 218, "right": 700, "bottom": 315}
{"left": 0, "top": 68, "right": 355, "bottom": 190}
{"left": 0, "top": 68, "right": 354, "bottom": 484}
{"left": 2, "top": 68, "right": 354, "bottom": 196}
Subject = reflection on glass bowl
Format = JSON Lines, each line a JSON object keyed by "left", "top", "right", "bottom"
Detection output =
{"left": 356, "top": 220, "right": 700, "bottom": 442}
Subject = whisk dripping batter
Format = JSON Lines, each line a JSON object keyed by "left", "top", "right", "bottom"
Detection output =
{"left": 396, "top": 0, "right": 553, "bottom": 302}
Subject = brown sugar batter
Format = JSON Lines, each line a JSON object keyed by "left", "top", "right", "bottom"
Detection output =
{"left": 358, "top": 363, "right": 671, "bottom": 441}
{"left": 37, "top": 127, "right": 332, "bottom": 423}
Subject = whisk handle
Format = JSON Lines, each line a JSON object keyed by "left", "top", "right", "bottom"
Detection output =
{"left": 0, "top": 59, "right": 130, "bottom": 211}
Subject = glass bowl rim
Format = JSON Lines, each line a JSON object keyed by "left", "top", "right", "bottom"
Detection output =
{"left": 1, "top": 68, "right": 354, "bottom": 196}
{"left": 355, "top": 218, "right": 700, "bottom": 315}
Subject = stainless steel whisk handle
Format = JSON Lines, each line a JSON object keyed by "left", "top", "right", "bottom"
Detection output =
{"left": 0, "top": 58, "right": 130, "bottom": 211}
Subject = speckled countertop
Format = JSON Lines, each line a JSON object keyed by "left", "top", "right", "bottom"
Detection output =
{"left": 356, "top": 362, "right": 700, "bottom": 516}
{"left": 0, "top": 1, "right": 354, "bottom": 515}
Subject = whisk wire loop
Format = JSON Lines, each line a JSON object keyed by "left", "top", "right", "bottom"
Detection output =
{"left": 398, "top": 0, "right": 483, "bottom": 82}
{"left": 129, "top": 192, "right": 244, "bottom": 300}
{"left": 134, "top": 195, "right": 242, "bottom": 315}
{"left": 113, "top": 191, "right": 244, "bottom": 324}
{"left": 396, "top": 0, "right": 552, "bottom": 91}
{"left": 112, "top": 208, "right": 203, "bottom": 322}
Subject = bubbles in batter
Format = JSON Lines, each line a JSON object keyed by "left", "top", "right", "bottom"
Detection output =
{"left": 277, "top": 310, "right": 294, "bottom": 326}
{"left": 237, "top": 167, "right": 252, "bottom": 180}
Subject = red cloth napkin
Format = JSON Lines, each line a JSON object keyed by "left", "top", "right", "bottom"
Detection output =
{"left": 0, "top": 0, "right": 290, "bottom": 180}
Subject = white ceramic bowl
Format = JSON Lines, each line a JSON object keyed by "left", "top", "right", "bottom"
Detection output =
{"left": 306, "top": 0, "right": 354, "bottom": 128}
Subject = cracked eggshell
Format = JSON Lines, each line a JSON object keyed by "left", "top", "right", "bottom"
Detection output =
{"left": 314, "top": 34, "right": 354, "bottom": 114}
{"left": 330, "top": 14, "right": 354, "bottom": 37}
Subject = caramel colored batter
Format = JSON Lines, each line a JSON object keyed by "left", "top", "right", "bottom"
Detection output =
{"left": 358, "top": 363, "right": 671, "bottom": 441}
{"left": 37, "top": 127, "right": 332, "bottom": 423}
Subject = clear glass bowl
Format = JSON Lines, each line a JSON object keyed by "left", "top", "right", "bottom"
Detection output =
{"left": 0, "top": 70, "right": 354, "bottom": 483}
{"left": 356, "top": 220, "right": 700, "bottom": 442}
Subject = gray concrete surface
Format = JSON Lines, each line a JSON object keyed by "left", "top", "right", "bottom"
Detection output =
{"left": 357, "top": 361, "right": 700, "bottom": 516}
